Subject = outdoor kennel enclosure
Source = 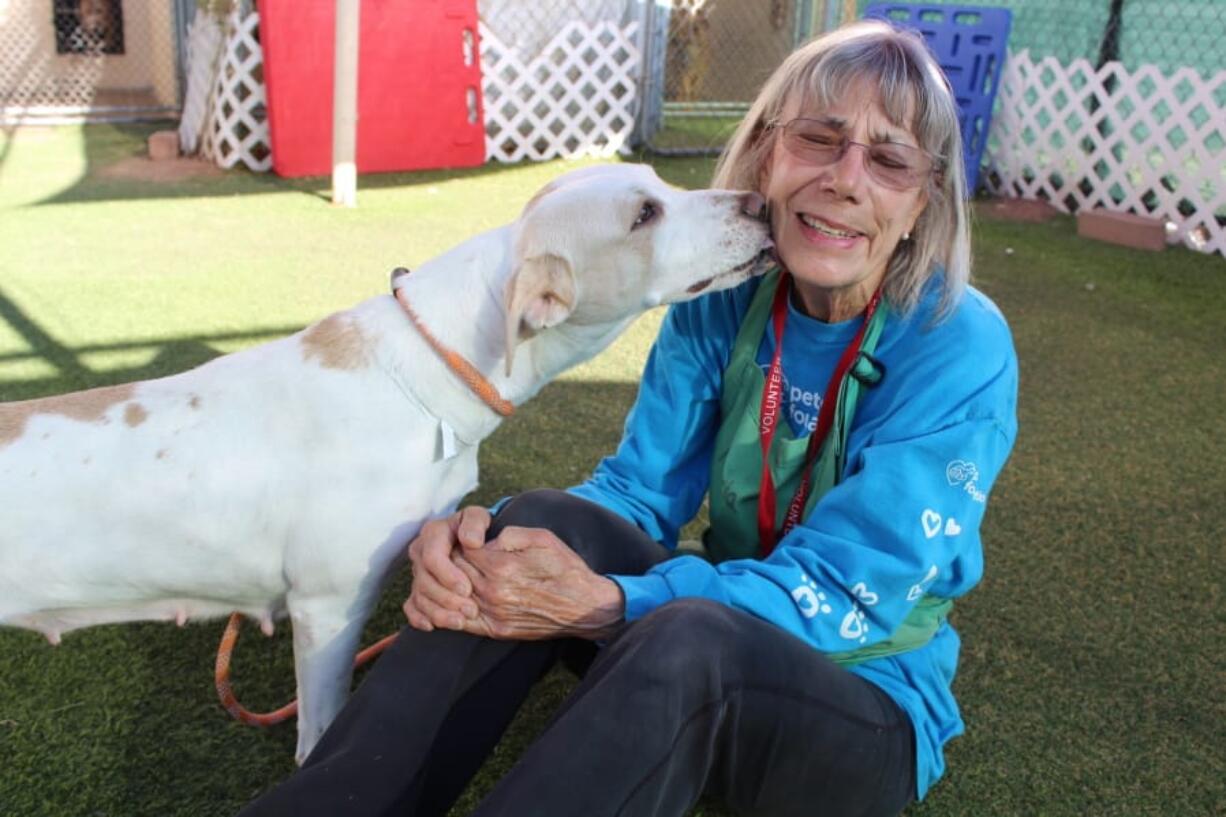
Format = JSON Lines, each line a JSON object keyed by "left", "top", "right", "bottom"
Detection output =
{"left": 2, "top": 0, "right": 1222, "bottom": 256}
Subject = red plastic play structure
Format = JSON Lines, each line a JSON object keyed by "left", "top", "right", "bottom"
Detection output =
{"left": 257, "top": 0, "right": 485, "bottom": 178}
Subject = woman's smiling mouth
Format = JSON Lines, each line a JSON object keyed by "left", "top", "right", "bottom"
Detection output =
{"left": 795, "top": 213, "right": 865, "bottom": 247}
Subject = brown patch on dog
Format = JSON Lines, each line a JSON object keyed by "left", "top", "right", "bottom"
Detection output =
{"left": 0, "top": 383, "right": 135, "bottom": 448}
{"left": 0, "top": 405, "right": 28, "bottom": 447}
{"left": 301, "top": 313, "right": 371, "bottom": 370}
{"left": 124, "top": 403, "right": 148, "bottom": 427}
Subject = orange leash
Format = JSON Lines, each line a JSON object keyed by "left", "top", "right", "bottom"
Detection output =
{"left": 215, "top": 613, "right": 400, "bottom": 726}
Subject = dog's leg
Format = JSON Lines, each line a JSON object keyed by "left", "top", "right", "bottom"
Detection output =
{"left": 287, "top": 593, "right": 367, "bottom": 765}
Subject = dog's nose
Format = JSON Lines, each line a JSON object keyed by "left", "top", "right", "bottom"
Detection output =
{"left": 740, "top": 192, "right": 767, "bottom": 221}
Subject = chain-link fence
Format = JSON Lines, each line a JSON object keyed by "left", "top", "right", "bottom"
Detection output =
{"left": 853, "top": 0, "right": 1226, "bottom": 77}
{"left": 476, "top": 0, "right": 827, "bottom": 156}
{"left": 632, "top": 0, "right": 1225, "bottom": 154}
{"left": 1, "top": 0, "right": 190, "bottom": 124}
{"left": 640, "top": 0, "right": 826, "bottom": 154}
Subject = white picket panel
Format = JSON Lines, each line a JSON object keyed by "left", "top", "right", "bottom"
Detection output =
{"left": 985, "top": 50, "right": 1226, "bottom": 257}
{"left": 480, "top": 20, "right": 641, "bottom": 162}
{"left": 199, "top": 8, "right": 271, "bottom": 172}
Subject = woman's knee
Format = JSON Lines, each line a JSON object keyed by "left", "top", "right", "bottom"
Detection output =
{"left": 607, "top": 599, "right": 743, "bottom": 686}
{"left": 490, "top": 489, "right": 585, "bottom": 532}
{"left": 490, "top": 489, "right": 667, "bottom": 575}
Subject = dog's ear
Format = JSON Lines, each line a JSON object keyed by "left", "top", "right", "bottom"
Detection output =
{"left": 504, "top": 253, "right": 576, "bottom": 376}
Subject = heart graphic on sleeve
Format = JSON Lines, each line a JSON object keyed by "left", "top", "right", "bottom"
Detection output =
{"left": 944, "top": 518, "right": 962, "bottom": 536}
{"left": 850, "top": 582, "right": 879, "bottom": 606}
{"left": 921, "top": 509, "right": 942, "bottom": 539}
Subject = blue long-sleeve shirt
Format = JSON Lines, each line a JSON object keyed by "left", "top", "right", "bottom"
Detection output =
{"left": 570, "top": 274, "right": 1018, "bottom": 798}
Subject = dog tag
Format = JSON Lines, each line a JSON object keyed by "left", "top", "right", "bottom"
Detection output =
{"left": 440, "top": 419, "right": 458, "bottom": 460}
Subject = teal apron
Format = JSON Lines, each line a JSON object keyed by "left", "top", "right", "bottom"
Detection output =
{"left": 702, "top": 270, "right": 951, "bottom": 666}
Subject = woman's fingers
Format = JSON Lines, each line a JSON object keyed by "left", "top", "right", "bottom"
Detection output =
{"left": 401, "top": 594, "right": 433, "bottom": 632}
{"left": 456, "top": 505, "right": 492, "bottom": 550}
{"left": 405, "top": 510, "right": 489, "bottom": 628}
{"left": 411, "top": 564, "right": 478, "bottom": 621}
{"left": 411, "top": 515, "right": 473, "bottom": 595}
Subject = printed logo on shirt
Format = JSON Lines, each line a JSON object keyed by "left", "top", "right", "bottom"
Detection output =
{"left": 946, "top": 459, "right": 987, "bottom": 503}
{"left": 758, "top": 363, "right": 822, "bottom": 434}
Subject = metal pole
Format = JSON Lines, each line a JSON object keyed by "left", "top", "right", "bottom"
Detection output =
{"left": 332, "top": 0, "right": 359, "bottom": 207}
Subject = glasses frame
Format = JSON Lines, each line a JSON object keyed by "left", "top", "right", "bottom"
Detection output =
{"left": 765, "top": 117, "right": 943, "bottom": 191}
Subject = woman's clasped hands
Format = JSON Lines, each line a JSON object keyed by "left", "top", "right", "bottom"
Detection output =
{"left": 403, "top": 506, "right": 624, "bottom": 641}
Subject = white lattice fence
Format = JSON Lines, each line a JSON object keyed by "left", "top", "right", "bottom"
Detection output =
{"left": 985, "top": 51, "right": 1226, "bottom": 258}
{"left": 188, "top": 11, "right": 641, "bottom": 171}
{"left": 199, "top": 8, "right": 270, "bottom": 172}
{"left": 480, "top": 20, "right": 640, "bottom": 162}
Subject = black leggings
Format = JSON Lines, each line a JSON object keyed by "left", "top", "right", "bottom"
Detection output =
{"left": 237, "top": 490, "right": 916, "bottom": 817}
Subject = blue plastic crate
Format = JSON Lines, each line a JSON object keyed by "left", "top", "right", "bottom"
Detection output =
{"left": 864, "top": 3, "right": 1012, "bottom": 194}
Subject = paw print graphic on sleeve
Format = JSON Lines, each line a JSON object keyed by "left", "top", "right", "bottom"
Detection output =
{"left": 839, "top": 604, "right": 869, "bottom": 644}
{"left": 791, "top": 574, "right": 833, "bottom": 619}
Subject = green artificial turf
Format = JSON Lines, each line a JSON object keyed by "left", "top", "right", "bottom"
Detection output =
{"left": 646, "top": 114, "right": 743, "bottom": 154}
{"left": 0, "top": 123, "right": 1223, "bottom": 816}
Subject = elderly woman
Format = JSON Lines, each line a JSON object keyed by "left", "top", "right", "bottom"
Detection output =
{"left": 240, "top": 19, "right": 1017, "bottom": 817}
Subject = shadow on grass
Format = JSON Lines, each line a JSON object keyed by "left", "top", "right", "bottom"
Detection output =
{"left": 10, "top": 121, "right": 723, "bottom": 211}
{"left": 0, "top": 285, "right": 307, "bottom": 399}
{"left": 25, "top": 122, "right": 649, "bottom": 208}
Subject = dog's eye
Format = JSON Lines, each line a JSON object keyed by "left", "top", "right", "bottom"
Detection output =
{"left": 632, "top": 200, "right": 659, "bottom": 230}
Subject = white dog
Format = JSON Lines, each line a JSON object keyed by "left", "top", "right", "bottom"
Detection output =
{"left": 0, "top": 164, "right": 772, "bottom": 762}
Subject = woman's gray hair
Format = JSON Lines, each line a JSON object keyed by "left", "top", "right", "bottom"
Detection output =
{"left": 712, "top": 19, "right": 970, "bottom": 318}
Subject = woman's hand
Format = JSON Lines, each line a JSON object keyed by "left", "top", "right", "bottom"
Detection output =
{"left": 403, "top": 506, "right": 491, "bottom": 632}
{"left": 452, "top": 525, "right": 625, "bottom": 641}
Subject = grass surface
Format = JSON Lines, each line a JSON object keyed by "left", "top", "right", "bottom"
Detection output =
{"left": 646, "top": 114, "right": 743, "bottom": 154}
{"left": 1, "top": 124, "right": 1224, "bottom": 816}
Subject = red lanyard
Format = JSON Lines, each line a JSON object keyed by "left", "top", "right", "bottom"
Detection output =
{"left": 755, "top": 273, "right": 883, "bottom": 556}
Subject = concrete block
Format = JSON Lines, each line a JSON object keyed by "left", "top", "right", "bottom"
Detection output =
{"left": 148, "top": 130, "right": 180, "bottom": 161}
{"left": 1076, "top": 208, "right": 1166, "bottom": 251}
{"left": 980, "top": 197, "right": 1060, "bottom": 223}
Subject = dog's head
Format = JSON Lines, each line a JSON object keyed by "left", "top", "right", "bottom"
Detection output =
{"left": 504, "top": 164, "right": 774, "bottom": 372}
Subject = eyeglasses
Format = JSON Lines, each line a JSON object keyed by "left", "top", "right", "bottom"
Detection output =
{"left": 767, "top": 118, "right": 941, "bottom": 191}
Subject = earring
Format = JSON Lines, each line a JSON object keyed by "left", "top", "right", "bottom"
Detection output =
{"left": 902, "top": 231, "right": 911, "bottom": 241}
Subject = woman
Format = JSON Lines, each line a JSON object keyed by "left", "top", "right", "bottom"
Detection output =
{"left": 240, "top": 19, "right": 1017, "bottom": 817}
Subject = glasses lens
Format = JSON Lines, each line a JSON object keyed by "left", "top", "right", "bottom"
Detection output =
{"left": 867, "top": 143, "right": 928, "bottom": 189}
{"left": 779, "top": 119, "right": 931, "bottom": 190}
{"left": 782, "top": 120, "right": 842, "bottom": 162}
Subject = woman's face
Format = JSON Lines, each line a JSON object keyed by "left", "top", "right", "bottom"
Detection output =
{"left": 759, "top": 81, "right": 930, "bottom": 320}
